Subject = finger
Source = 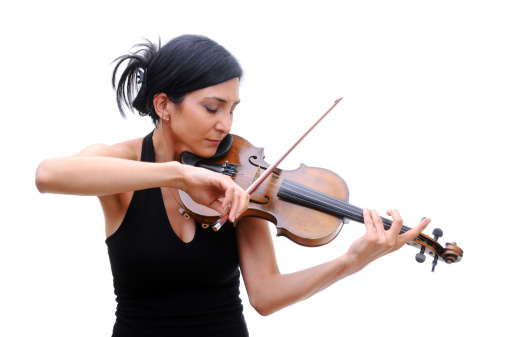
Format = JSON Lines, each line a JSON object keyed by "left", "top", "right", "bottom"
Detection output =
{"left": 386, "top": 209, "right": 403, "bottom": 233}
{"left": 220, "top": 179, "right": 248, "bottom": 223}
{"left": 229, "top": 187, "right": 250, "bottom": 223}
{"left": 235, "top": 190, "right": 250, "bottom": 220}
{"left": 208, "top": 199, "right": 229, "bottom": 216}
{"left": 217, "top": 177, "right": 234, "bottom": 208}
{"left": 222, "top": 183, "right": 243, "bottom": 223}
{"left": 369, "top": 209, "right": 385, "bottom": 234}
{"left": 399, "top": 217, "right": 431, "bottom": 244}
{"left": 225, "top": 188, "right": 238, "bottom": 222}
{"left": 363, "top": 208, "right": 376, "bottom": 234}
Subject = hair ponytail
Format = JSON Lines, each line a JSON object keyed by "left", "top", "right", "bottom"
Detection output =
{"left": 112, "top": 39, "right": 160, "bottom": 121}
{"left": 112, "top": 35, "right": 243, "bottom": 125}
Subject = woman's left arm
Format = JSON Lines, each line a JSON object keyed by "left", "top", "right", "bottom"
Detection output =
{"left": 236, "top": 208, "right": 430, "bottom": 316}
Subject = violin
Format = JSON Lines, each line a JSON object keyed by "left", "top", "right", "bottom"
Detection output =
{"left": 179, "top": 100, "right": 464, "bottom": 272}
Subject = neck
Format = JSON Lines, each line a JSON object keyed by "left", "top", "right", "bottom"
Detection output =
{"left": 152, "top": 123, "right": 182, "bottom": 162}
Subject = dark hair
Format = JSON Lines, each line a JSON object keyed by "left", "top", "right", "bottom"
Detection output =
{"left": 112, "top": 35, "right": 243, "bottom": 125}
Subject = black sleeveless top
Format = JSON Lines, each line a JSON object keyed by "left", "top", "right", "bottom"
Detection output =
{"left": 106, "top": 132, "right": 249, "bottom": 337}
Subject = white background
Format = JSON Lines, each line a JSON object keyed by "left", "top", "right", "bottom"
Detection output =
{"left": 1, "top": 1, "right": 507, "bottom": 336}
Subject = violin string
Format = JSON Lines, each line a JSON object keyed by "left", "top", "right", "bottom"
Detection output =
{"left": 240, "top": 169, "right": 430, "bottom": 243}
{"left": 232, "top": 166, "right": 384, "bottom": 221}
{"left": 231, "top": 172, "right": 281, "bottom": 188}
{"left": 231, "top": 166, "right": 371, "bottom": 225}
{"left": 282, "top": 179, "right": 413, "bottom": 235}
{"left": 229, "top": 167, "right": 284, "bottom": 190}
{"left": 283, "top": 180, "right": 371, "bottom": 223}
{"left": 290, "top": 187, "right": 415, "bottom": 237}
{"left": 226, "top": 165, "right": 419, "bottom": 237}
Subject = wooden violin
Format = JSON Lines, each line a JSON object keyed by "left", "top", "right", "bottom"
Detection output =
{"left": 179, "top": 100, "right": 463, "bottom": 272}
{"left": 180, "top": 134, "right": 463, "bottom": 271}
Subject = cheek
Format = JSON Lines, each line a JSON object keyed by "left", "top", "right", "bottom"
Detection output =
{"left": 186, "top": 113, "right": 214, "bottom": 135}
{"left": 172, "top": 112, "right": 199, "bottom": 134}
{"left": 170, "top": 107, "right": 215, "bottom": 148}
{"left": 171, "top": 114, "right": 209, "bottom": 147}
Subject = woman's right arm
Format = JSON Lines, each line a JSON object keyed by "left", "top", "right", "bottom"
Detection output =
{"left": 35, "top": 141, "right": 249, "bottom": 222}
{"left": 35, "top": 141, "right": 176, "bottom": 196}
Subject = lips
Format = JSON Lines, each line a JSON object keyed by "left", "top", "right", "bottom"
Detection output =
{"left": 207, "top": 139, "right": 221, "bottom": 145}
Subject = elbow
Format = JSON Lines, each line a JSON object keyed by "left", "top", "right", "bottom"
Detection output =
{"left": 255, "top": 308, "right": 274, "bottom": 317}
{"left": 249, "top": 295, "right": 276, "bottom": 317}
{"left": 245, "top": 275, "right": 283, "bottom": 316}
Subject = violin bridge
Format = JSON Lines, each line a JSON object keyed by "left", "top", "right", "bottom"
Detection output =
{"left": 253, "top": 167, "right": 261, "bottom": 183}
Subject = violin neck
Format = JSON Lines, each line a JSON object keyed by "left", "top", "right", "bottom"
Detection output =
{"left": 277, "top": 179, "right": 413, "bottom": 235}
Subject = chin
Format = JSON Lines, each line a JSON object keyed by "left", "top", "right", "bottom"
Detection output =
{"left": 192, "top": 145, "right": 218, "bottom": 159}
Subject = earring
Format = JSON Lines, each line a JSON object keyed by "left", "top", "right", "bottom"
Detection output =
{"left": 165, "top": 117, "right": 169, "bottom": 122}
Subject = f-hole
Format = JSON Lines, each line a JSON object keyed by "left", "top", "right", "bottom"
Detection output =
{"left": 250, "top": 196, "right": 270, "bottom": 205}
{"left": 248, "top": 156, "right": 281, "bottom": 179}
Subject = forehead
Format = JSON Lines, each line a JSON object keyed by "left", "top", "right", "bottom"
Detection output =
{"left": 188, "top": 78, "right": 240, "bottom": 102}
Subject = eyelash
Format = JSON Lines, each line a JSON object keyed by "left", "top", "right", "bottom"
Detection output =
{"left": 205, "top": 106, "right": 235, "bottom": 115}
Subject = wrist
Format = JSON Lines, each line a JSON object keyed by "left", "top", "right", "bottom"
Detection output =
{"left": 337, "top": 252, "right": 365, "bottom": 278}
{"left": 164, "top": 161, "right": 186, "bottom": 190}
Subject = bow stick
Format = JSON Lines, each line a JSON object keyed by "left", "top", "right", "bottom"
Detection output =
{"left": 212, "top": 97, "right": 343, "bottom": 231}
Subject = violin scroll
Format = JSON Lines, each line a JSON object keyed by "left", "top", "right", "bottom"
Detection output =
{"left": 413, "top": 224, "right": 463, "bottom": 272}
{"left": 442, "top": 242, "right": 463, "bottom": 264}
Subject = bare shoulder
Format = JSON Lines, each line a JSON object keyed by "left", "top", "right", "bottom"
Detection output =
{"left": 78, "top": 137, "right": 144, "bottom": 161}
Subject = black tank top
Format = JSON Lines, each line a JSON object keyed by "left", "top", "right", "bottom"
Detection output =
{"left": 106, "top": 132, "right": 249, "bottom": 337}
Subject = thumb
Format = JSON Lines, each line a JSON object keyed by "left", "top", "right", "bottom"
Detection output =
{"left": 207, "top": 199, "right": 229, "bottom": 216}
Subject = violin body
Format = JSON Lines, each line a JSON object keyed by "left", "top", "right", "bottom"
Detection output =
{"left": 180, "top": 135, "right": 350, "bottom": 246}
{"left": 180, "top": 134, "right": 463, "bottom": 270}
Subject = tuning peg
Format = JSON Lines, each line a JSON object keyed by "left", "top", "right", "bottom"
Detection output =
{"left": 415, "top": 246, "right": 426, "bottom": 263}
{"left": 431, "top": 255, "right": 439, "bottom": 272}
{"left": 433, "top": 228, "right": 443, "bottom": 240}
{"left": 414, "top": 220, "right": 447, "bottom": 272}
{"left": 430, "top": 228, "right": 443, "bottom": 272}
{"left": 414, "top": 218, "right": 428, "bottom": 263}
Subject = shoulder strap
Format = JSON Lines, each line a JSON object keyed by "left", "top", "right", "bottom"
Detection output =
{"left": 141, "top": 130, "right": 155, "bottom": 163}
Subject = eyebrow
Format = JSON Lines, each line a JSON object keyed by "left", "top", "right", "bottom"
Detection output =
{"left": 206, "top": 96, "right": 241, "bottom": 105}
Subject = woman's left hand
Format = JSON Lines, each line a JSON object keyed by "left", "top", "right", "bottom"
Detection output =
{"left": 345, "top": 208, "right": 430, "bottom": 272}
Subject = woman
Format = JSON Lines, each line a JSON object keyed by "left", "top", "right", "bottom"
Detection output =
{"left": 35, "top": 34, "right": 430, "bottom": 336}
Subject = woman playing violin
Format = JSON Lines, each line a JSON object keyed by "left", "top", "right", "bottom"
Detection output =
{"left": 35, "top": 34, "right": 430, "bottom": 337}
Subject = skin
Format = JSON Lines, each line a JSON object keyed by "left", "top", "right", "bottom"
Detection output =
{"left": 35, "top": 77, "right": 430, "bottom": 316}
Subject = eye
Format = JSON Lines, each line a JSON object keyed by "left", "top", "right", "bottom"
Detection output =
{"left": 205, "top": 106, "right": 219, "bottom": 113}
{"left": 230, "top": 104, "right": 239, "bottom": 115}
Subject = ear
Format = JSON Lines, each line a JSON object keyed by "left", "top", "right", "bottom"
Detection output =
{"left": 153, "top": 93, "right": 176, "bottom": 121}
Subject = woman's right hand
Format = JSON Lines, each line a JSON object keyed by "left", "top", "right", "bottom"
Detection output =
{"left": 177, "top": 165, "right": 250, "bottom": 223}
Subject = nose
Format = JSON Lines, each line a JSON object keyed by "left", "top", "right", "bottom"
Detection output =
{"left": 215, "top": 111, "right": 232, "bottom": 134}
